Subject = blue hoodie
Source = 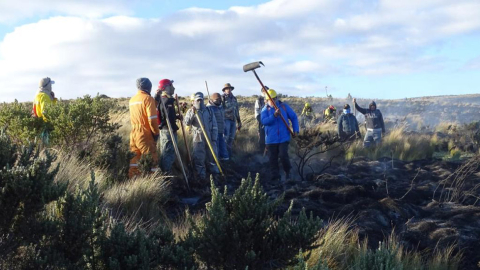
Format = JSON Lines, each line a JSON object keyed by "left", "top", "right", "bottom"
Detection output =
{"left": 261, "top": 100, "right": 299, "bottom": 144}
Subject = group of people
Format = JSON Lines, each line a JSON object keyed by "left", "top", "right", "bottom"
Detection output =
{"left": 127, "top": 79, "right": 244, "bottom": 181}
{"left": 298, "top": 100, "right": 386, "bottom": 147}
{"left": 32, "top": 76, "right": 385, "bottom": 184}
{"left": 127, "top": 78, "right": 301, "bottom": 183}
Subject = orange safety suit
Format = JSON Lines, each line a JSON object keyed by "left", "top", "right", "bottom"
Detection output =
{"left": 128, "top": 90, "right": 160, "bottom": 178}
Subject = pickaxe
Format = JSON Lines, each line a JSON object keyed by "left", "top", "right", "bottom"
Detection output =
{"left": 243, "top": 61, "right": 294, "bottom": 136}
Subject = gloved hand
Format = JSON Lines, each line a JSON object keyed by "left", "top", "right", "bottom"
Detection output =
{"left": 274, "top": 109, "right": 281, "bottom": 117}
{"left": 153, "top": 134, "right": 159, "bottom": 142}
{"left": 176, "top": 114, "right": 183, "bottom": 121}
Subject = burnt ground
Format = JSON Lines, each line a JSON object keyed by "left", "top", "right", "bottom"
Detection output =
{"left": 168, "top": 155, "right": 480, "bottom": 269}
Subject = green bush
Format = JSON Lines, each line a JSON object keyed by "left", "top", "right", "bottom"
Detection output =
{"left": 0, "top": 100, "right": 47, "bottom": 144}
{"left": 0, "top": 133, "right": 66, "bottom": 268}
{"left": 45, "top": 95, "right": 120, "bottom": 153}
{"left": 94, "top": 134, "right": 134, "bottom": 184}
{"left": 189, "top": 173, "right": 322, "bottom": 269}
{"left": 102, "top": 222, "right": 196, "bottom": 270}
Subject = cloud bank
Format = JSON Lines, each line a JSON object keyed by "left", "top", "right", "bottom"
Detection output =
{"left": 0, "top": 0, "right": 479, "bottom": 102}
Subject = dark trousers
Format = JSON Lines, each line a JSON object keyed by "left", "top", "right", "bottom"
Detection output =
{"left": 257, "top": 116, "right": 265, "bottom": 151}
{"left": 266, "top": 142, "right": 291, "bottom": 180}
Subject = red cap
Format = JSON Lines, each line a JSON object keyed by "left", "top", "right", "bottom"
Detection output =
{"left": 158, "top": 79, "right": 174, "bottom": 90}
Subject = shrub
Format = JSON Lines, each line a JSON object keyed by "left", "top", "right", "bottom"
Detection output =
{"left": 189, "top": 173, "right": 322, "bottom": 269}
{"left": 0, "top": 133, "right": 66, "bottom": 269}
{"left": 45, "top": 95, "right": 120, "bottom": 156}
{"left": 0, "top": 134, "right": 65, "bottom": 245}
{"left": 0, "top": 100, "right": 47, "bottom": 144}
{"left": 102, "top": 222, "right": 196, "bottom": 270}
{"left": 93, "top": 134, "right": 134, "bottom": 184}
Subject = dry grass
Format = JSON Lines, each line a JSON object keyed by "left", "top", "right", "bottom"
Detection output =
{"left": 53, "top": 152, "right": 109, "bottom": 192}
{"left": 305, "top": 218, "right": 462, "bottom": 270}
{"left": 347, "top": 126, "right": 436, "bottom": 161}
{"left": 103, "top": 173, "right": 171, "bottom": 222}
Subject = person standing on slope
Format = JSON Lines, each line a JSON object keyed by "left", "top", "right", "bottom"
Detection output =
{"left": 353, "top": 98, "right": 385, "bottom": 147}
{"left": 222, "top": 83, "right": 241, "bottom": 160}
{"left": 128, "top": 78, "right": 160, "bottom": 178}
{"left": 155, "top": 79, "right": 181, "bottom": 173}
{"left": 33, "top": 77, "right": 57, "bottom": 120}
{"left": 184, "top": 92, "right": 219, "bottom": 182}
{"left": 337, "top": 104, "right": 360, "bottom": 141}
{"left": 207, "top": 92, "right": 227, "bottom": 163}
{"left": 261, "top": 89, "right": 299, "bottom": 182}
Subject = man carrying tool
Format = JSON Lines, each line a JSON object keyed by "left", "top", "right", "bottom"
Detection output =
{"left": 155, "top": 79, "right": 181, "bottom": 173}
{"left": 184, "top": 92, "right": 219, "bottom": 182}
{"left": 337, "top": 104, "right": 361, "bottom": 141}
{"left": 128, "top": 78, "right": 160, "bottom": 178}
{"left": 33, "top": 77, "right": 57, "bottom": 120}
{"left": 261, "top": 89, "right": 299, "bottom": 182}
{"left": 207, "top": 92, "right": 227, "bottom": 162}
{"left": 323, "top": 105, "right": 337, "bottom": 123}
{"left": 254, "top": 86, "right": 267, "bottom": 152}
{"left": 353, "top": 98, "right": 385, "bottom": 147}
{"left": 300, "top": 102, "right": 316, "bottom": 128}
{"left": 222, "top": 83, "right": 241, "bottom": 160}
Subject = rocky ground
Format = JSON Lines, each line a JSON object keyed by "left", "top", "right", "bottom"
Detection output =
{"left": 168, "top": 155, "right": 480, "bottom": 269}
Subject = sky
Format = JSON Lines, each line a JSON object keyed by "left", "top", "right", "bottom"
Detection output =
{"left": 0, "top": 0, "right": 479, "bottom": 102}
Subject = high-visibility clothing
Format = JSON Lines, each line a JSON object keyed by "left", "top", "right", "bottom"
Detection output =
{"left": 301, "top": 106, "right": 315, "bottom": 118}
{"left": 128, "top": 90, "right": 160, "bottom": 178}
{"left": 33, "top": 92, "right": 57, "bottom": 120}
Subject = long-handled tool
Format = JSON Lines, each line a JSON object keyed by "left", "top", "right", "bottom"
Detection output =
{"left": 243, "top": 61, "right": 294, "bottom": 136}
{"left": 193, "top": 107, "right": 224, "bottom": 177}
{"left": 205, "top": 81, "right": 211, "bottom": 100}
{"left": 159, "top": 97, "right": 190, "bottom": 190}
{"left": 175, "top": 94, "right": 196, "bottom": 182}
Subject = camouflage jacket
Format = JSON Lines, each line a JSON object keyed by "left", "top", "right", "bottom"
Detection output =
{"left": 222, "top": 93, "right": 241, "bottom": 123}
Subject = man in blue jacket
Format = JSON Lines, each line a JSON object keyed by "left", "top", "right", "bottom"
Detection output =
{"left": 337, "top": 104, "right": 360, "bottom": 141}
{"left": 261, "top": 89, "right": 299, "bottom": 181}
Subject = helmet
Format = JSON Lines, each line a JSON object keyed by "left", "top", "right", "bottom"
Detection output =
{"left": 265, "top": 89, "right": 277, "bottom": 99}
{"left": 194, "top": 92, "right": 204, "bottom": 100}
{"left": 305, "top": 103, "right": 310, "bottom": 107}
{"left": 158, "top": 79, "right": 174, "bottom": 90}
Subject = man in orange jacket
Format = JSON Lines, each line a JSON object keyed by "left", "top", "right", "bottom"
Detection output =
{"left": 128, "top": 78, "right": 161, "bottom": 178}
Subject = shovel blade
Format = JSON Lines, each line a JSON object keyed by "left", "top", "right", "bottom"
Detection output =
{"left": 243, "top": 61, "right": 264, "bottom": 72}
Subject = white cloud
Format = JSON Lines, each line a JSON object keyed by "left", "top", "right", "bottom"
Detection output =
{"left": 0, "top": 0, "right": 479, "bottom": 102}
{"left": 0, "top": 0, "right": 131, "bottom": 23}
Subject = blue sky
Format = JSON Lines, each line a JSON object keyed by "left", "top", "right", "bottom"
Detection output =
{"left": 0, "top": 0, "right": 479, "bottom": 102}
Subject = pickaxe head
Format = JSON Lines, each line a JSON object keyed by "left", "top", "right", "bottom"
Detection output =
{"left": 243, "top": 61, "right": 264, "bottom": 72}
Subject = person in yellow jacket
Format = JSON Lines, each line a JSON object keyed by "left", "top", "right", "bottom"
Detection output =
{"left": 33, "top": 77, "right": 57, "bottom": 120}
{"left": 128, "top": 78, "right": 161, "bottom": 178}
{"left": 300, "top": 102, "right": 316, "bottom": 128}
{"left": 323, "top": 105, "right": 337, "bottom": 123}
